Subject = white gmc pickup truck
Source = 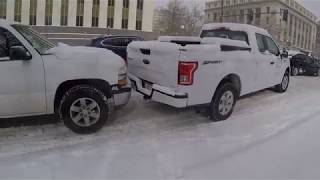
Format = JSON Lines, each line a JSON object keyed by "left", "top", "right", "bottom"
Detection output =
{"left": 128, "top": 23, "right": 290, "bottom": 121}
{"left": 0, "top": 20, "right": 131, "bottom": 134}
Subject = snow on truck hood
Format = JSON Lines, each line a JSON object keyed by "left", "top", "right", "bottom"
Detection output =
{"left": 45, "top": 43, "right": 125, "bottom": 67}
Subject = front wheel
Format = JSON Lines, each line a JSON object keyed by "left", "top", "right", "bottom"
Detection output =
{"left": 275, "top": 71, "right": 289, "bottom": 93}
{"left": 208, "top": 83, "right": 238, "bottom": 122}
{"left": 59, "top": 85, "right": 109, "bottom": 134}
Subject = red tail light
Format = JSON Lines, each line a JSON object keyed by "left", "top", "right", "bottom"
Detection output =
{"left": 178, "top": 61, "right": 198, "bottom": 85}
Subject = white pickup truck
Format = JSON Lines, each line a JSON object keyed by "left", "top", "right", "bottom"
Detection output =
{"left": 0, "top": 20, "right": 131, "bottom": 134}
{"left": 128, "top": 23, "right": 290, "bottom": 121}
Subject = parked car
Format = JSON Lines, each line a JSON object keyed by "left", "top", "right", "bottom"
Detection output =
{"left": 90, "top": 36, "right": 144, "bottom": 60}
{"left": 0, "top": 20, "right": 131, "bottom": 134}
{"left": 290, "top": 53, "right": 320, "bottom": 76}
{"left": 128, "top": 23, "right": 290, "bottom": 122}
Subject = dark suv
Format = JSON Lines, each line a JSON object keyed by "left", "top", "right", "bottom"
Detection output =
{"left": 90, "top": 36, "right": 144, "bottom": 60}
{"left": 290, "top": 54, "right": 320, "bottom": 76}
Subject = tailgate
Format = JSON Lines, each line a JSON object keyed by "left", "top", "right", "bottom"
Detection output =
{"left": 127, "top": 41, "right": 181, "bottom": 88}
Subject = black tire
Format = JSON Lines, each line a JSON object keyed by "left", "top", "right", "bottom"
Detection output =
{"left": 208, "top": 83, "right": 238, "bottom": 122}
{"left": 291, "top": 67, "right": 299, "bottom": 76}
{"left": 275, "top": 71, "right": 289, "bottom": 93}
{"left": 59, "top": 85, "right": 109, "bottom": 134}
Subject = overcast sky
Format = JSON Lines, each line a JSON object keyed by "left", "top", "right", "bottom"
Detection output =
{"left": 155, "top": 0, "right": 320, "bottom": 19}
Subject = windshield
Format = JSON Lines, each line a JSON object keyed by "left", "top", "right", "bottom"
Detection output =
{"left": 200, "top": 29, "right": 249, "bottom": 44}
{"left": 12, "top": 25, "right": 55, "bottom": 55}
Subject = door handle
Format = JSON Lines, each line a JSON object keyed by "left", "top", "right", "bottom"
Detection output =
{"left": 143, "top": 59, "right": 150, "bottom": 65}
{"left": 270, "top": 61, "right": 275, "bottom": 65}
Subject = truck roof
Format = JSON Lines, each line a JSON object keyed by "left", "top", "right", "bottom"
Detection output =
{"left": 202, "top": 23, "right": 270, "bottom": 37}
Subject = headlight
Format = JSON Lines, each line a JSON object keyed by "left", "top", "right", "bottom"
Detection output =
{"left": 118, "top": 73, "right": 127, "bottom": 86}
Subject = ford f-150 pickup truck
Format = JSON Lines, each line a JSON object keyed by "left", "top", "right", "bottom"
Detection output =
{"left": 128, "top": 23, "right": 290, "bottom": 121}
{"left": 0, "top": 20, "right": 131, "bottom": 134}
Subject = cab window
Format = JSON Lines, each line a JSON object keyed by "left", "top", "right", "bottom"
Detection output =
{"left": 200, "top": 29, "right": 249, "bottom": 44}
{"left": 256, "top": 34, "right": 266, "bottom": 52}
{"left": 265, "top": 36, "right": 280, "bottom": 56}
{"left": 255, "top": 33, "right": 279, "bottom": 56}
{"left": 0, "top": 27, "right": 23, "bottom": 58}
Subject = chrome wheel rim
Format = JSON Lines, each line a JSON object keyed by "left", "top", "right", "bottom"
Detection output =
{"left": 218, "top": 91, "right": 234, "bottom": 116}
{"left": 70, "top": 98, "right": 100, "bottom": 127}
{"left": 282, "top": 74, "right": 289, "bottom": 90}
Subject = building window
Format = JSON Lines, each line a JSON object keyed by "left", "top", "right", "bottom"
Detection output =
{"left": 14, "top": 0, "right": 22, "bottom": 22}
{"left": 45, "top": 0, "right": 53, "bottom": 25}
{"left": 239, "top": 9, "right": 244, "bottom": 23}
{"left": 0, "top": 0, "right": 6, "bottom": 19}
{"left": 289, "top": 14, "right": 292, "bottom": 36}
{"left": 255, "top": 8, "right": 261, "bottom": 25}
{"left": 92, "top": 0, "right": 100, "bottom": 27}
{"left": 136, "top": 0, "right": 143, "bottom": 30}
{"left": 60, "top": 0, "right": 68, "bottom": 26}
{"left": 76, "top": 0, "right": 84, "bottom": 26}
{"left": 122, "top": 0, "right": 129, "bottom": 29}
{"left": 29, "top": 0, "right": 37, "bottom": 25}
{"left": 226, "top": 0, "right": 230, "bottom": 6}
{"left": 266, "top": 7, "right": 270, "bottom": 14}
{"left": 107, "top": 0, "right": 114, "bottom": 28}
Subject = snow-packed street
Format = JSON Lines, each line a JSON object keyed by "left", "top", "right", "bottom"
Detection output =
{"left": 1, "top": 76, "right": 320, "bottom": 179}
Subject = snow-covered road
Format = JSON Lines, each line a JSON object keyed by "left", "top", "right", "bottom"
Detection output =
{"left": 1, "top": 76, "right": 320, "bottom": 179}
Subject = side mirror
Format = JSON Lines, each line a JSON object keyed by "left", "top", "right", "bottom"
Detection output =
{"left": 281, "top": 50, "right": 289, "bottom": 59}
{"left": 9, "top": 46, "right": 32, "bottom": 60}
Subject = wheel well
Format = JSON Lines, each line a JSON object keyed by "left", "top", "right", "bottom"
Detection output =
{"left": 54, "top": 79, "right": 111, "bottom": 113}
{"left": 286, "top": 67, "right": 290, "bottom": 73}
{"left": 217, "top": 74, "right": 241, "bottom": 96}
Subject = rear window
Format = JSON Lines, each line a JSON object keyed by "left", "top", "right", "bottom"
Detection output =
{"left": 200, "top": 29, "right": 249, "bottom": 44}
{"left": 102, "top": 37, "right": 143, "bottom": 47}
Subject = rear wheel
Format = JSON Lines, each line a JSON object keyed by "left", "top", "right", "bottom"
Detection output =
{"left": 59, "top": 85, "right": 109, "bottom": 134}
{"left": 275, "top": 71, "right": 289, "bottom": 93}
{"left": 208, "top": 83, "right": 238, "bottom": 122}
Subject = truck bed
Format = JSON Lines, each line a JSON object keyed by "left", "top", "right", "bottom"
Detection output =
{"left": 127, "top": 37, "right": 251, "bottom": 90}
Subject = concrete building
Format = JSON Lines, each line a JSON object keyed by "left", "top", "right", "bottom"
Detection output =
{"left": 205, "top": 0, "right": 318, "bottom": 52}
{"left": 315, "top": 21, "right": 320, "bottom": 57}
{"left": 0, "top": 0, "right": 155, "bottom": 45}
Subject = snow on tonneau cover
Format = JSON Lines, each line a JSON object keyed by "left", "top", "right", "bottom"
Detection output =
{"left": 127, "top": 24, "right": 251, "bottom": 89}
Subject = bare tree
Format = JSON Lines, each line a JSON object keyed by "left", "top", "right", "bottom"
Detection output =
{"left": 184, "top": 3, "right": 204, "bottom": 36}
{"left": 154, "top": 0, "right": 205, "bottom": 36}
{"left": 154, "top": 0, "right": 187, "bottom": 36}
